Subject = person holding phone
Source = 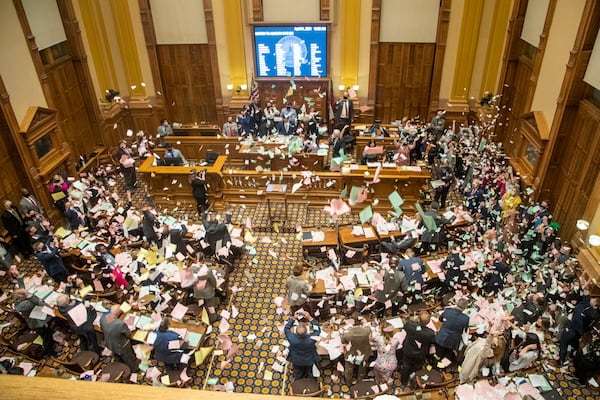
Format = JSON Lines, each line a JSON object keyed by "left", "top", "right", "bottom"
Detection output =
{"left": 284, "top": 311, "right": 320, "bottom": 381}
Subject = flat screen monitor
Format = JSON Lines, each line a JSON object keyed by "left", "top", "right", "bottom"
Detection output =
{"left": 163, "top": 156, "right": 183, "bottom": 166}
{"left": 254, "top": 25, "right": 327, "bottom": 78}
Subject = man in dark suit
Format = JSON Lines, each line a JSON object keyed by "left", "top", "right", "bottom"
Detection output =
{"left": 373, "top": 267, "right": 407, "bottom": 317}
{"left": 334, "top": 92, "right": 353, "bottom": 130}
{"left": 34, "top": 239, "right": 69, "bottom": 283}
{"left": 100, "top": 304, "right": 139, "bottom": 372}
{"left": 2, "top": 200, "right": 33, "bottom": 257}
{"left": 278, "top": 116, "right": 295, "bottom": 135}
{"left": 285, "top": 311, "right": 320, "bottom": 380}
{"left": 420, "top": 201, "right": 452, "bottom": 253}
{"left": 558, "top": 296, "right": 599, "bottom": 367}
{"left": 435, "top": 297, "right": 470, "bottom": 364}
{"left": 400, "top": 311, "right": 436, "bottom": 390}
{"left": 397, "top": 247, "right": 425, "bottom": 293}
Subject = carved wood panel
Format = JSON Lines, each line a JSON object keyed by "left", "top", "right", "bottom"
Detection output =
{"left": 374, "top": 43, "right": 435, "bottom": 122}
{"left": 156, "top": 44, "right": 217, "bottom": 125}
{"left": 0, "top": 110, "right": 29, "bottom": 208}
{"left": 256, "top": 79, "right": 329, "bottom": 116}
{"left": 547, "top": 100, "right": 600, "bottom": 240}
{"left": 45, "top": 59, "right": 98, "bottom": 158}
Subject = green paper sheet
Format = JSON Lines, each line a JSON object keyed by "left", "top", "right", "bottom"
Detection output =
{"left": 359, "top": 206, "right": 373, "bottom": 224}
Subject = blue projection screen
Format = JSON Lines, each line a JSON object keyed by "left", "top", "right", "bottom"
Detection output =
{"left": 254, "top": 25, "right": 327, "bottom": 78}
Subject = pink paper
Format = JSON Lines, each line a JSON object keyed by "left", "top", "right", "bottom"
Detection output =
{"left": 218, "top": 318, "right": 230, "bottom": 333}
{"left": 67, "top": 303, "right": 88, "bottom": 327}
{"left": 170, "top": 303, "right": 189, "bottom": 320}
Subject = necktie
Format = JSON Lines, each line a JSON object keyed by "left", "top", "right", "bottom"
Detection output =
{"left": 229, "top": 125, "right": 233, "bottom": 136}
{"left": 344, "top": 101, "right": 348, "bottom": 118}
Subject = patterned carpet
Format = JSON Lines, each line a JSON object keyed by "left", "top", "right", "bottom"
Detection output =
{"left": 1, "top": 167, "right": 600, "bottom": 399}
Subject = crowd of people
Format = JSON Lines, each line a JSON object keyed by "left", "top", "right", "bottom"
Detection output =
{"left": 1, "top": 100, "right": 599, "bottom": 396}
{"left": 283, "top": 112, "right": 600, "bottom": 393}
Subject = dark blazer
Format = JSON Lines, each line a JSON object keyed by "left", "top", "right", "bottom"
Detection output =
{"left": 441, "top": 253, "right": 465, "bottom": 287}
{"left": 285, "top": 318, "right": 320, "bottom": 366}
{"left": 154, "top": 329, "right": 188, "bottom": 364}
{"left": 569, "top": 297, "right": 600, "bottom": 335}
{"left": 142, "top": 211, "right": 159, "bottom": 243}
{"left": 374, "top": 269, "right": 408, "bottom": 303}
{"left": 403, "top": 320, "right": 435, "bottom": 359}
{"left": 435, "top": 307, "right": 469, "bottom": 350}
{"left": 36, "top": 242, "right": 68, "bottom": 279}
{"left": 420, "top": 210, "right": 451, "bottom": 244}
{"left": 1, "top": 207, "right": 24, "bottom": 235}
{"left": 169, "top": 225, "right": 188, "bottom": 256}
{"left": 58, "top": 300, "right": 96, "bottom": 335}
{"left": 335, "top": 98, "right": 354, "bottom": 121}
{"left": 277, "top": 120, "right": 295, "bottom": 135}
{"left": 398, "top": 256, "right": 425, "bottom": 287}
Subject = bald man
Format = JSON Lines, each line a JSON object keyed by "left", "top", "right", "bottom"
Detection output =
{"left": 14, "top": 288, "right": 55, "bottom": 355}
{"left": 99, "top": 305, "right": 139, "bottom": 372}
{"left": 56, "top": 294, "right": 100, "bottom": 354}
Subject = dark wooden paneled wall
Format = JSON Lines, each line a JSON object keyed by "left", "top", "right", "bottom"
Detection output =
{"left": 255, "top": 79, "right": 329, "bottom": 116}
{"left": 374, "top": 43, "right": 435, "bottom": 122}
{"left": 45, "top": 58, "right": 99, "bottom": 158}
{"left": 0, "top": 110, "right": 29, "bottom": 206}
{"left": 543, "top": 100, "right": 600, "bottom": 240}
{"left": 156, "top": 44, "right": 217, "bottom": 125}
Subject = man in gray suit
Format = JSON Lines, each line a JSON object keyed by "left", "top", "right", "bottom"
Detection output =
{"left": 19, "top": 188, "right": 43, "bottom": 215}
{"left": 100, "top": 305, "right": 139, "bottom": 372}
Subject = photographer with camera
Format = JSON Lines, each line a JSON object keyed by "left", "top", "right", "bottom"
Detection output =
{"left": 284, "top": 310, "right": 320, "bottom": 381}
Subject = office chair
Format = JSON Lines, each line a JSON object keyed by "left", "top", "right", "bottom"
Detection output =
{"left": 205, "top": 151, "right": 219, "bottom": 166}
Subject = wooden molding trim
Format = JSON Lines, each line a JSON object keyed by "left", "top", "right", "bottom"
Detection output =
{"left": 320, "top": 0, "right": 331, "bottom": 21}
{"left": 203, "top": 0, "right": 224, "bottom": 124}
{"left": 251, "top": 0, "right": 263, "bottom": 22}
{"left": 366, "top": 0, "right": 381, "bottom": 107}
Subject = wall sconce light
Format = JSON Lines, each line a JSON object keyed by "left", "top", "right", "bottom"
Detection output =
{"left": 577, "top": 220, "right": 590, "bottom": 231}
{"left": 338, "top": 85, "right": 345, "bottom": 91}
{"left": 352, "top": 85, "right": 360, "bottom": 91}
{"left": 240, "top": 84, "right": 248, "bottom": 91}
{"left": 589, "top": 235, "right": 600, "bottom": 247}
{"left": 226, "top": 83, "right": 234, "bottom": 91}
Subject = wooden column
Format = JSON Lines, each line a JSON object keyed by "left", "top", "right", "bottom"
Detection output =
{"left": 480, "top": 0, "right": 513, "bottom": 97}
{"left": 204, "top": 0, "right": 224, "bottom": 125}
{"left": 449, "top": 0, "right": 484, "bottom": 107}
{"left": 109, "top": 0, "right": 146, "bottom": 98}
{"left": 366, "top": 0, "right": 381, "bottom": 109}
{"left": 137, "top": 0, "right": 164, "bottom": 108}
{"left": 429, "top": 0, "right": 452, "bottom": 115}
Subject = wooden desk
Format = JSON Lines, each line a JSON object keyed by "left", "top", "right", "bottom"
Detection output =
{"left": 338, "top": 225, "right": 378, "bottom": 246}
{"left": 302, "top": 230, "right": 339, "bottom": 247}
{"left": 139, "top": 150, "right": 431, "bottom": 212}
{"left": 77, "top": 146, "right": 106, "bottom": 173}
{"left": 172, "top": 124, "right": 220, "bottom": 136}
